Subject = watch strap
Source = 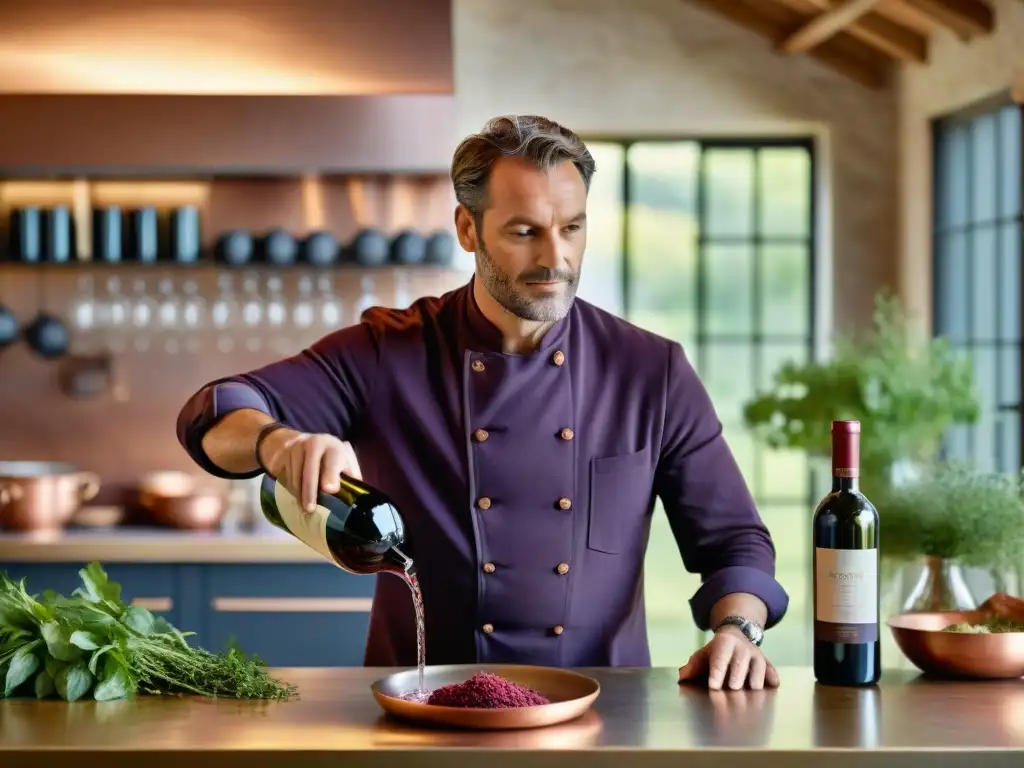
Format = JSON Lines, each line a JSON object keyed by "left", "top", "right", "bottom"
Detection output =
{"left": 714, "top": 615, "right": 764, "bottom": 647}
{"left": 254, "top": 422, "right": 291, "bottom": 473}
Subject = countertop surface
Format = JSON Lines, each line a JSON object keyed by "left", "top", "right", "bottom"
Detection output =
{"left": 2, "top": 666, "right": 1024, "bottom": 768}
{"left": 0, "top": 525, "right": 322, "bottom": 563}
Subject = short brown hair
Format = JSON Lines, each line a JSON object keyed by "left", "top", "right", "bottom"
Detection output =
{"left": 451, "top": 115, "right": 596, "bottom": 219}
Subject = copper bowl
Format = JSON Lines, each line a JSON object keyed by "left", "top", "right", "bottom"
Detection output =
{"left": 143, "top": 492, "right": 224, "bottom": 530}
{"left": 888, "top": 610, "right": 1024, "bottom": 679}
{"left": 371, "top": 664, "right": 601, "bottom": 730}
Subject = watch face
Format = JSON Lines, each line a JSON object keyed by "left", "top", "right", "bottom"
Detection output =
{"left": 720, "top": 616, "right": 763, "bottom": 646}
{"left": 747, "top": 621, "right": 764, "bottom": 646}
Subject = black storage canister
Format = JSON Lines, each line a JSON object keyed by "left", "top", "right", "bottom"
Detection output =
{"left": 215, "top": 230, "right": 254, "bottom": 266}
{"left": 390, "top": 229, "right": 426, "bottom": 265}
{"left": 170, "top": 205, "right": 202, "bottom": 264}
{"left": 9, "top": 207, "right": 42, "bottom": 263}
{"left": 43, "top": 206, "right": 75, "bottom": 264}
{"left": 257, "top": 228, "right": 298, "bottom": 266}
{"left": 350, "top": 227, "right": 389, "bottom": 266}
{"left": 92, "top": 206, "right": 123, "bottom": 263}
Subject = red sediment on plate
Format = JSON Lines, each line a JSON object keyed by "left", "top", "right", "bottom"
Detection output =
{"left": 422, "top": 672, "right": 550, "bottom": 708}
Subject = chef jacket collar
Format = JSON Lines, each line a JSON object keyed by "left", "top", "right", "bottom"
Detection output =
{"left": 460, "top": 274, "right": 571, "bottom": 356}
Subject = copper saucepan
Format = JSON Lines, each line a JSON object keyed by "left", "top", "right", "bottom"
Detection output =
{"left": 0, "top": 461, "right": 101, "bottom": 532}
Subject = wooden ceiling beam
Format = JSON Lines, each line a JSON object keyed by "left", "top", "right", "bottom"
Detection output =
{"left": 780, "top": 0, "right": 884, "bottom": 53}
{"left": 685, "top": 0, "right": 892, "bottom": 88}
{"left": 899, "top": 0, "right": 994, "bottom": 38}
{"left": 795, "top": 0, "right": 928, "bottom": 62}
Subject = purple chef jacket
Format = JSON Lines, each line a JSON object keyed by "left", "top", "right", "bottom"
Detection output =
{"left": 177, "top": 277, "right": 789, "bottom": 667}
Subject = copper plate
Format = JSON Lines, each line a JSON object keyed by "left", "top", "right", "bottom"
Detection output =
{"left": 888, "top": 610, "right": 1024, "bottom": 679}
{"left": 370, "top": 664, "right": 601, "bottom": 730}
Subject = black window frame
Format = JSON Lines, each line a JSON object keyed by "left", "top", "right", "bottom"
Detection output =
{"left": 584, "top": 135, "right": 819, "bottom": 510}
{"left": 931, "top": 95, "right": 1023, "bottom": 474}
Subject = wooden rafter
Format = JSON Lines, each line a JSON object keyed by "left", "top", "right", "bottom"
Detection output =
{"left": 792, "top": 0, "right": 928, "bottom": 62}
{"left": 899, "top": 0, "right": 994, "bottom": 38}
{"left": 780, "top": 0, "right": 884, "bottom": 53}
{"left": 686, "top": 0, "right": 893, "bottom": 88}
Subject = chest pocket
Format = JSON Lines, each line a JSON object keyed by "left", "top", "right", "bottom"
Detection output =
{"left": 587, "top": 446, "right": 654, "bottom": 555}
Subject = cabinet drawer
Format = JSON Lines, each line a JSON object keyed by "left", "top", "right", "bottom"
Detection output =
{"left": 204, "top": 611, "right": 370, "bottom": 667}
{"left": 203, "top": 563, "right": 376, "bottom": 600}
{"left": 0, "top": 563, "right": 179, "bottom": 622}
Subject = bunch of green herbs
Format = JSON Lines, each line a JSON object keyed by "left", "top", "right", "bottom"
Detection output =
{"left": 742, "top": 291, "right": 980, "bottom": 492}
{"left": 875, "top": 461, "right": 1024, "bottom": 568}
{"left": 0, "top": 562, "right": 297, "bottom": 702}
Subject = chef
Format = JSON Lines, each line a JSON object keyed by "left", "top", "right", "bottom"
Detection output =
{"left": 176, "top": 114, "right": 790, "bottom": 691}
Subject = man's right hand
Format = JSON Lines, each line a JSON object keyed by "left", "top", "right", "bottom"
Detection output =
{"left": 258, "top": 429, "right": 362, "bottom": 513}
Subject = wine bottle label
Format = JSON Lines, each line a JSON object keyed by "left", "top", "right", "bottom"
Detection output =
{"left": 814, "top": 547, "right": 878, "bottom": 643}
{"left": 273, "top": 482, "right": 335, "bottom": 564}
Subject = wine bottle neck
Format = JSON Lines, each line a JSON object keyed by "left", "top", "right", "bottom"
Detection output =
{"left": 832, "top": 475, "right": 859, "bottom": 493}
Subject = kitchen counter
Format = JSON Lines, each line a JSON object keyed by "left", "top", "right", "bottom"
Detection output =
{"left": 2, "top": 666, "right": 1023, "bottom": 768}
{"left": 0, "top": 526, "right": 321, "bottom": 562}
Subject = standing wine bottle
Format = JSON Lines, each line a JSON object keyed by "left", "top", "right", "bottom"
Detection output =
{"left": 813, "top": 420, "right": 881, "bottom": 686}
{"left": 259, "top": 472, "right": 415, "bottom": 576}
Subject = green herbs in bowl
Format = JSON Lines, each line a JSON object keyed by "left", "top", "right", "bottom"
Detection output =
{"left": 889, "top": 610, "right": 1024, "bottom": 679}
{"left": 942, "top": 616, "right": 1024, "bottom": 634}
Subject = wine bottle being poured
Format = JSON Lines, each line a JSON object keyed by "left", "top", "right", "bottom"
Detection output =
{"left": 260, "top": 470, "right": 428, "bottom": 696}
{"left": 259, "top": 472, "right": 415, "bottom": 576}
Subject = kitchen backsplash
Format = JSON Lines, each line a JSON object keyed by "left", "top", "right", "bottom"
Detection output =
{"left": 0, "top": 263, "right": 469, "bottom": 502}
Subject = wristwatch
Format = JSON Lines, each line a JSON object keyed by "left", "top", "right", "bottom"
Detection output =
{"left": 714, "top": 616, "right": 764, "bottom": 647}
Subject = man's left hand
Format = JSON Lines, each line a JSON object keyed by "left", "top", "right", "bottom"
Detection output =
{"left": 677, "top": 625, "right": 780, "bottom": 691}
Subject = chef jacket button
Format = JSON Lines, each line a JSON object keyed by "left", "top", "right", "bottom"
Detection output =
{"left": 482, "top": 623, "right": 494, "bottom": 634}
{"left": 477, "top": 496, "right": 492, "bottom": 510}
{"left": 483, "top": 562, "right": 496, "bottom": 574}
{"left": 558, "top": 497, "right": 572, "bottom": 510}
{"left": 556, "top": 562, "right": 570, "bottom": 575}
{"left": 473, "top": 428, "right": 489, "bottom": 442}
{"left": 551, "top": 350, "right": 565, "bottom": 366}
{"left": 559, "top": 427, "right": 574, "bottom": 441}
{"left": 552, "top": 625, "right": 564, "bottom": 636}
{"left": 471, "top": 360, "right": 486, "bottom": 373}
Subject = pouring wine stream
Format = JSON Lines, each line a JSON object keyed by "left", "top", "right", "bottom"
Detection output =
{"left": 391, "top": 545, "right": 428, "bottom": 700}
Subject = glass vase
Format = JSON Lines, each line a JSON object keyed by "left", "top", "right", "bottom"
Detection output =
{"left": 901, "top": 556, "right": 977, "bottom": 613}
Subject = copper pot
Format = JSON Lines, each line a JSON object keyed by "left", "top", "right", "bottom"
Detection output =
{"left": 0, "top": 461, "right": 101, "bottom": 532}
{"left": 137, "top": 470, "right": 224, "bottom": 530}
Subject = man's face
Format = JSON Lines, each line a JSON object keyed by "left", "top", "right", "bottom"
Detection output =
{"left": 456, "top": 156, "right": 587, "bottom": 322}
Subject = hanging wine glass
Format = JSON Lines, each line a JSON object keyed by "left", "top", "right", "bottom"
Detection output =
{"left": 129, "top": 278, "right": 157, "bottom": 353}
{"left": 101, "top": 276, "right": 131, "bottom": 355}
{"left": 264, "top": 274, "right": 289, "bottom": 355}
{"left": 67, "top": 274, "right": 98, "bottom": 355}
{"left": 240, "top": 272, "right": 264, "bottom": 353}
{"left": 292, "top": 275, "right": 315, "bottom": 348}
{"left": 210, "top": 273, "right": 240, "bottom": 353}
{"left": 352, "top": 274, "right": 380, "bottom": 322}
{"left": 155, "top": 275, "right": 182, "bottom": 355}
{"left": 393, "top": 271, "right": 412, "bottom": 309}
{"left": 314, "top": 274, "right": 344, "bottom": 339}
{"left": 180, "top": 278, "right": 207, "bottom": 354}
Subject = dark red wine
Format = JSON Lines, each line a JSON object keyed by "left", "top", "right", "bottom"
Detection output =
{"left": 259, "top": 472, "right": 414, "bottom": 575}
{"left": 812, "top": 420, "right": 881, "bottom": 686}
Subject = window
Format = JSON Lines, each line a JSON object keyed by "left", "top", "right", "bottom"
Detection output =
{"left": 933, "top": 103, "right": 1022, "bottom": 475}
{"left": 583, "top": 139, "right": 817, "bottom": 666}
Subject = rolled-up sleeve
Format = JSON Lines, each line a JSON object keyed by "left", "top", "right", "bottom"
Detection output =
{"left": 176, "top": 323, "right": 382, "bottom": 479}
{"left": 654, "top": 341, "right": 789, "bottom": 630}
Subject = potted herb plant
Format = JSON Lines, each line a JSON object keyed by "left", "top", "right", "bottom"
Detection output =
{"left": 878, "top": 462, "right": 1024, "bottom": 612}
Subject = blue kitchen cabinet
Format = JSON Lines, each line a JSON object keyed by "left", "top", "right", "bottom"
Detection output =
{"left": 0, "top": 562, "right": 375, "bottom": 668}
{"left": 200, "top": 564, "right": 374, "bottom": 667}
